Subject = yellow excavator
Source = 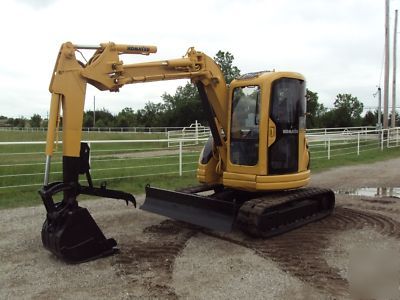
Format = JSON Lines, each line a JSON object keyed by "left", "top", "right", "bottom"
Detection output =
{"left": 39, "top": 42, "right": 335, "bottom": 263}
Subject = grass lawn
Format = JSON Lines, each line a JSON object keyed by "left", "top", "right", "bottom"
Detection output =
{"left": 0, "top": 130, "right": 166, "bottom": 142}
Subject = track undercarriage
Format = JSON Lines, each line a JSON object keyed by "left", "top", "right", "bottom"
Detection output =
{"left": 142, "top": 185, "right": 335, "bottom": 237}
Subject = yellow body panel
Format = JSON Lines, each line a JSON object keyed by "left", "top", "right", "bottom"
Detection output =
{"left": 222, "top": 170, "right": 310, "bottom": 191}
{"left": 196, "top": 156, "right": 222, "bottom": 184}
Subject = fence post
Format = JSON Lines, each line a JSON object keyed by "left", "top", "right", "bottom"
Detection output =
{"left": 88, "top": 142, "right": 91, "bottom": 166}
{"left": 357, "top": 133, "right": 360, "bottom": 155}
{"left": 179, "top": 140, "right": 183, "bottom": 176}
{"left": 381, "top": 129, "right": 384, "bottom": 151}
{"left": 324, "top": 128, "right": 327, "bottom": 148}
{"left": 397, "top": 127, "right": 399, "bottom": 146}
{"left": 195, "top": 120, "right": 199, "bottom": 145}
{"left": 387, "top": 129, "right": 390, "bottom": 148}
{"left": 328, "top": 138, "right": 331, "bottom": 160}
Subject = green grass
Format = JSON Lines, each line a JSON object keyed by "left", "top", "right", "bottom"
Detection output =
{"left": 0, "top": 144, "right": 201, "bottom": 209}
{"left": 310, "top": 146, "right": 400, "bottom": 173}
{"left": 0, "top": 171, "right": 199, "bottom": 209}
{"left": 0, "top": 130, "right": 166, "bottom": 142}
{"left": 0, "top": 132, "right": 399, "bottom": 209}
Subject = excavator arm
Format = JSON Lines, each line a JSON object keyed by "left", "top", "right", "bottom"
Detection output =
{"left": 40, "top": 42, "right": 229, "bottom": 263}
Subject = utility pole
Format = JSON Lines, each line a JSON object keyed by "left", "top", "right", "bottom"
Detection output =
{"left": 392, "top": 9, "right": 398, "bottom": 128}
{"left": 383, "top": 0, "right": 390, "bottom": 129}
{"left": 93, "top": 95, "right": 96, "bottom": 127}
{"left": 377, "top": 87, "right": 382, "bottom": 127}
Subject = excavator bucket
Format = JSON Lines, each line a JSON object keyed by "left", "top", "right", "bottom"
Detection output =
{"left": 40, "top": 143, "right": 136, "bottom": 263}
{"left": 41, "top": 205, "right": 117, "bottom": 263}
{"left": 141, "top": 185, "right": 237, "bottom": 232}
{"left": 39, "top": 174, "right": 136, "bottom": 263}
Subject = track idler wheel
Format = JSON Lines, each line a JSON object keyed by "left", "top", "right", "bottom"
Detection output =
{"left": 41, "top": 205, "right": 117, "bottom": 263}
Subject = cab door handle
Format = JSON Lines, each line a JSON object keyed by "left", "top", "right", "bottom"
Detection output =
{"left": 269, "top": 127, "right": 275, "bottom": 138}
{"left": 268, "top": 119, "right": 277, "bottom": 147}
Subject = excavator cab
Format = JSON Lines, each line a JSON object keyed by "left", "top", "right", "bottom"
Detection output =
{"left": 143, "top": 72, "right": 333, "bottom": 234}
{"left": 229, "top": 75, "right": 307, "bottom": 176}
{"left": 194, "top": 71, "right": 310, "bottom": 190}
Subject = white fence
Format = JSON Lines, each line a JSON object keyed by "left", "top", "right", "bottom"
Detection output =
{"left": 0, "top": 138, "right": 208, "bottom": 191}
{"left": 306, "top": 126, "right": 375, "bottom": 136}
{"left": 0, "top": 127, "right": 399, "bottom": 192}
{"left": 308, "top": 127, "right": 399, "bottom": 159}
{"left": 167, "top": 121, "right": 211, "bottom": 147}
{"left": 0, "top": 126, "right": 187, "bottom": 134}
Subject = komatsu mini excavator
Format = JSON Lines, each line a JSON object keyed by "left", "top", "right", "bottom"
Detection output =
{"left": 39, "top": 42, "right": 335, "bottom": 263}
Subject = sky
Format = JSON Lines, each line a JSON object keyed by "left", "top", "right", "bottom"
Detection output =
{"left": 0, "top": 0, "right": 398, "bottom": 118}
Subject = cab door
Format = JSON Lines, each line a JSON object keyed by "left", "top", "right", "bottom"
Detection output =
{"left": 268, "top": 78, "right": 306, "bottom": 175}
{"left": 229, "top": 85, "right": 261, "bottom": 169}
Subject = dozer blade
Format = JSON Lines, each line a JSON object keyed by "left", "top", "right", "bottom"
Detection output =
{"left": 141, "top": 185, "right": 237, "bottom": 232}
{"left": 42, "top": 205, "right": 117, "bottom": 264}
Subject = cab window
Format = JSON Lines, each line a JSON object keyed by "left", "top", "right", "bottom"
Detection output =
{"left": 230, "top": 85, "right": 260, "bottom": 166}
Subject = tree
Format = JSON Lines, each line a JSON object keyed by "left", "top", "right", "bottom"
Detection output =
{"left": 161, "top": 83, "right": 204, "bottom": 126}
{"left": 0, "top": 116, "right": 7, "bottom": 127}
{"left": 116, "top": 107, "right": 138, "bottom": 127}
{"left": 319, "top": 109, "right": 336, "bottom": 128}
{"left": 136, "top": 102, "right": 166, "bottom": 127}
{"left": 83, "top": 112, "right": 94, "bottom": 127}
{"left": 214, "top": 51, "right": 241, "bottom": 84}
{"left": 6, "top": 117, "right": 26, "bottom": 127}
{"left": 306, "top": 89, "right": 326, "bottom": 128}
{"left": 331, "top": 93, "right": 364, "bottom": 127}
{"left": 362, "top": 111, "right": 376, "bottom": 126}
{"left": 30, "top": 114, "right": 42, "bottom": 127}
{"left": 83, "top": 109, "right": 115, "bottom": 127}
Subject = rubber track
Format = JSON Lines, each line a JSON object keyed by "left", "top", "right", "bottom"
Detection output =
{"left": 237, "top": 187, "right": 335, "bottom": 237}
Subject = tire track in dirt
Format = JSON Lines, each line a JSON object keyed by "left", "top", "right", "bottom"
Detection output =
{"left": 112, "top": 220, "right": 198, "bottom": 299}
{"left": 112, "top": 206, "right": 400, "bottom": 299}
{"left": 204, "top": 206, "right": 400, "bottom": 298}
{"left": 344, "top": 201, "right": 400, "bottom": 217}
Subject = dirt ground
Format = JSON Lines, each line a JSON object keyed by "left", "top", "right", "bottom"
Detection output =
{"left": 1, "top": 158, "right": 400, "bottom": 299}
